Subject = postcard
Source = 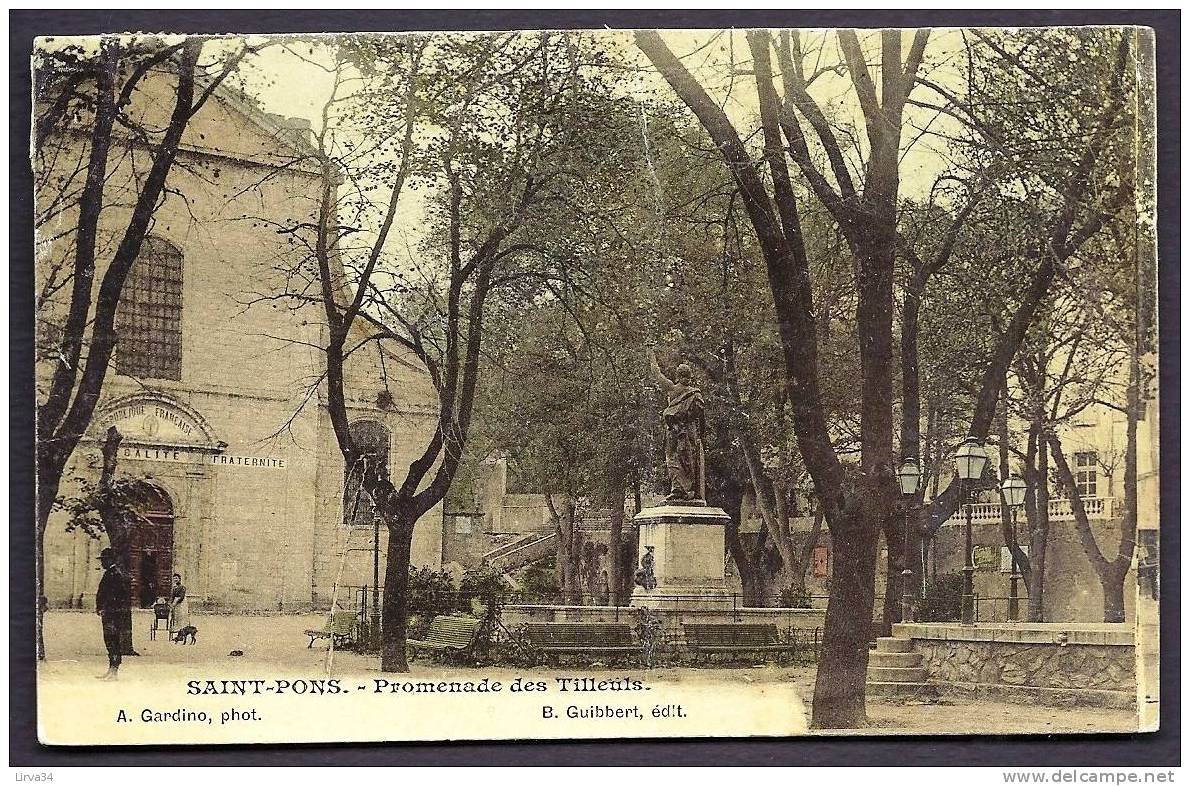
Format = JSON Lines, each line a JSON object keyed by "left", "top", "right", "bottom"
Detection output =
{"left": 31, "top": 25, "right": 1158, "bottom": 745}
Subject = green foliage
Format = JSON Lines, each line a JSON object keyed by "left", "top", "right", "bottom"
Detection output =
{"left": 406, "top": 566, "right": 460, "bottom": 620}
{"left": 780, "top": 585, "right": 813, "bottom": 609}
{"left": 917, "top": 573, "right": 965, "bottom": 623}
{"left": 515, "top": 556, "right": 560, "bottom": 601}
{"left": 407, "top": 563, "right": 510, "bottom": 620}
{"left": 53, "top": 469, "right": 159, "bottom": 540}
{"left": 460, "top": 564, "right": 505, "bottom": 608}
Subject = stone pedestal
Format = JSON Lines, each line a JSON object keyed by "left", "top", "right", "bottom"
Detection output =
{"left": 630, "top": 504, "right": 731, "bottom": 610}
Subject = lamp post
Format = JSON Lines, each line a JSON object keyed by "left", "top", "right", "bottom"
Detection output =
{"left": 897, "top": 457, "right": 922, "bottom": 624}
{"left": 1000, "top": 474, "right": 1027, "bottom": 622}
{"left": 372, "top": 504, "right": 381, "bottom": 642}
{"left": 955, "top": 437, "right": 988, "bottom": 625}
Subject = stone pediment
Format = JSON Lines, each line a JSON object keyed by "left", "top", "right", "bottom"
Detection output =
{"left": 90, "top": 392, "right": 223, "bottom": 452}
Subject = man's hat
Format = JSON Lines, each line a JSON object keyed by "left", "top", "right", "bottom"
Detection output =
{"left": 99, "top": 547, "right": 116, "bottom": 561}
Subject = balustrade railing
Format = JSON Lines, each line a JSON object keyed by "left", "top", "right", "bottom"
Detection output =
{"left": 942, "top": 497, "right": 1116, "bottom": 526}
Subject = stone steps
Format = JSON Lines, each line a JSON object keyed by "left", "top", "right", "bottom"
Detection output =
{"left": 866, "top": 636, "right": 937, "bottom": 700}
{"left": 866, "top": 680, "right": 941, "bottom": 699}
{"left": 875, "top": 636, "right": 913, "bottom": 653}
{"left": 868, "top": 650, "right": 920, "bottom": 668}
{"left": 868, "top": 665, "right": 926, "bottom": 682}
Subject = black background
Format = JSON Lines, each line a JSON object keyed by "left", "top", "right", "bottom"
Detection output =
{"left": 9, "top": 8, "right": 1180, "bottom": 767}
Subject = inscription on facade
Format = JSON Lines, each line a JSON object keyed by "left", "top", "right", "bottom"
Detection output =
{"left": 209, "top": 454, "right": 286, "bottom": 468}
{"left": 121, "top": 446, "right": 203, "bottom": 464}
{"left": 100, "top": 401, "right": 200, "bottom": 444}
{"left": 116, "top": 446, "right": 286, "bottom": 468}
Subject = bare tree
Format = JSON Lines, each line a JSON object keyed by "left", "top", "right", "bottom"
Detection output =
{"left": 34, "top": 35, "right": 249, "bottom": 658}
{"left": 636, "top": 28, "right": 933, "bottom": 728}
{"left": 917, "top": 30, "right": 1138, "bottom": 544}
{"left": 271, "top": 32, "right": 633, "bottom": 670}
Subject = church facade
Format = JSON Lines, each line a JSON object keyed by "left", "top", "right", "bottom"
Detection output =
{"left": 38, "top": 73, "right": 443, "bottom": 611}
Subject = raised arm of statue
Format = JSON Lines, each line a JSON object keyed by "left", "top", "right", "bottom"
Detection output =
{"left": 646, "top": 345, "right": 675, "bottom": 393}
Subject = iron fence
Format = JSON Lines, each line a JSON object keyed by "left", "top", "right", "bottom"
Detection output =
{"left": 332, "top": 584, "right": 826, "bottom": 662}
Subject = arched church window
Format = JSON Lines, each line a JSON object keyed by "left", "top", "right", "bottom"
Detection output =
{"left": 115, "top": 236, "right": 183, "bottom": 381}
{"left": 344, "top": 420, "right": 391, "bottom": 528}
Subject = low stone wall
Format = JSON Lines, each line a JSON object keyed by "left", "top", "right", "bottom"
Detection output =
{"left": 894, "top": 622, "right": 1136, "bottom": 709}
{"left": 503, "top": 604, "right": 825, "bottom": 631}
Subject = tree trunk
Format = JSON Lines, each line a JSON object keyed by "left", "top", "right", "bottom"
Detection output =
{"left": 768, "top": 488, "right": 798, "bottom": 594}
{"left": 1048, "top": 431, "right": 1135, "bottom": 624}
{"left": 815, "top": 231, "right": 896, "bottom": 726}
{"left": 35, "top": 444, "right": 64, "bottom": 659}
{"left": 811, "top": 516, "right": 881, "bottom": 728}
{"left": 544, "top": 492, "right": 582, "bottom": 604}
{"left": 380, "top": 519, "right": 414, "bottom": 672}
{"left": 738, "top": 565, "right": 768, "bottom": 608}
{"left": 787, "top": 507, "right": 824, "bottom": 604}
{"left": 36, "top": 512, "right": 47, "bottom": 660}
{"left": 604, "top": 450, "right": 631, "bottom": 606}
{"left": 607, "top": 501, "right": 625, "bottom": 607}
{"left": 997, "top": 384, "right": 1031, "bottom": 586}
{"left": 1102, "top": 565, "right": 1128, "bottom": 623}
{"left": 725, "top": 520, "right": 765, "bottom": 606}
{"left": 879, "top": 513, "right": 904, "bottom": 636}
{"left": 722, "top": 475, "right": 766, "bottom": 606}
{"left": 620, "top": 534, "right": 638, "bottom": 606}
{"left": 1025, "top": 421, "right": 1050, "bottom": 622}
{"left": 36, "top": 426, "right": 79, "bottom": 657}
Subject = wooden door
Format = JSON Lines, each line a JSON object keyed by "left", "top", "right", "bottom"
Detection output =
{"left": 127, "top": 485, "right": 174, "bottom": 608}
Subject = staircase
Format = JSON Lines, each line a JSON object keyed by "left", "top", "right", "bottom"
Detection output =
{"left": 483, "top": 531, "right": 556, "bottom": 573}
{"left": 866, "top": 636, "right": 938, "bottom": 699}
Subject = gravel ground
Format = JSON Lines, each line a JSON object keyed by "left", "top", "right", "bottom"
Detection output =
{"left": 38, "top": 610, "right": 1139, "bottom": 736}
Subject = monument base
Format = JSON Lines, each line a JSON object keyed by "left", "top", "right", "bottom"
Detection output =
{"left": 630, "top": 504, "right": 732, "bottom": 611}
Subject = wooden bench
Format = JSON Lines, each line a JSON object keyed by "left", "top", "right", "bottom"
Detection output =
{"left": 306, "top": 611, "right": 358, "bottom": 649}
{"left": 407, "top": 615, "right": 483, "bottom": 659}
{"left": 520, "top": 622, "right": 637, "bottom": 658}
{"left": 682, "top": 623, "right": 790, "bottom": 657}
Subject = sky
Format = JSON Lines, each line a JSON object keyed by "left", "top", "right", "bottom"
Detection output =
{"left": 197, "top": 28, "right": 976, "bottom": 286}
{"left": 232, "top": 27, "right": 971, "bottom": 210}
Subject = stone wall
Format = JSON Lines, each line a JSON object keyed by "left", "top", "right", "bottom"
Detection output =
{"left": 895, "top": 623, "right": 1136, "bottom": 708}
{"left": 503, "top": 604, "right": 825, "bottom": 640}
{"left": 927, "top": 519, "right": 1139, "bottom": 624}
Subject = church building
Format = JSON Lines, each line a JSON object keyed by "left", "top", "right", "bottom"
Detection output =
{"left": 38, "top": 71, "right": 443, "bottom": 611}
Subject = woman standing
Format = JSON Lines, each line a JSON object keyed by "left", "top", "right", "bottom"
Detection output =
{"left": 168, "top": 574, "right": 191, "bottom": 639}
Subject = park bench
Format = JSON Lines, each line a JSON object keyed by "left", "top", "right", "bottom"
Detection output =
{"left": 306, "top": 610, "right": 358, "bottom": 649}
{"left": 407, "top": 615, "right": 484, "bottom": 660}
{"left": 682, "top": 622, "right": 790, "bottom": 659}
{"left": 520, "top": 622, "right": 637, "bottom": 661}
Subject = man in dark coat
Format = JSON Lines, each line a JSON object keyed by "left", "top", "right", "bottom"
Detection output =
{"left": 95, "top": 547, "right": 131, "bottom": 680}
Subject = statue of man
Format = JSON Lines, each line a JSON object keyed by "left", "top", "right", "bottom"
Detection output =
{"left": 634, "top": 545, "right": 657, "bottom": 591}
{"left": 648, "top": 347, "right": 706, "bottom": 502}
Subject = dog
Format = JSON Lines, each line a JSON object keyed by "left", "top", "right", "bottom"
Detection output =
{"left": 172, "top": 625, "right": 198, "bottom": 645}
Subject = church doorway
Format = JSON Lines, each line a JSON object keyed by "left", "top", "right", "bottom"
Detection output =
{"left": 126, "top": 484, "right": 175, "bottom": 608}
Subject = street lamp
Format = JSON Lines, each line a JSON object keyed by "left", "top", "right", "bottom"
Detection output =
{"left": 897, "top": 457, "right": 922, "bottom": 624}
{"left": 955, "top": 437, "right": 988, "bottom": 625}
{"left": 1000, "top": 474, "right": 1027, "bottom": 622}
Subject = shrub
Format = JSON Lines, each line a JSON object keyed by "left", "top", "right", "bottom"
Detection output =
{"left": 917, "top": 572, "right": 964, "bottom": 622}
{"left": 516, "top": 556, "right": 560, "bottom": 602}
{"left": 460, "top": 564, "right": 505, "bottom": 611}
{"left": 407, "top": 566, "right": 458, "bottom": 620}
{"left": 780, "top": 585, "right": 813, "bottom": 609}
